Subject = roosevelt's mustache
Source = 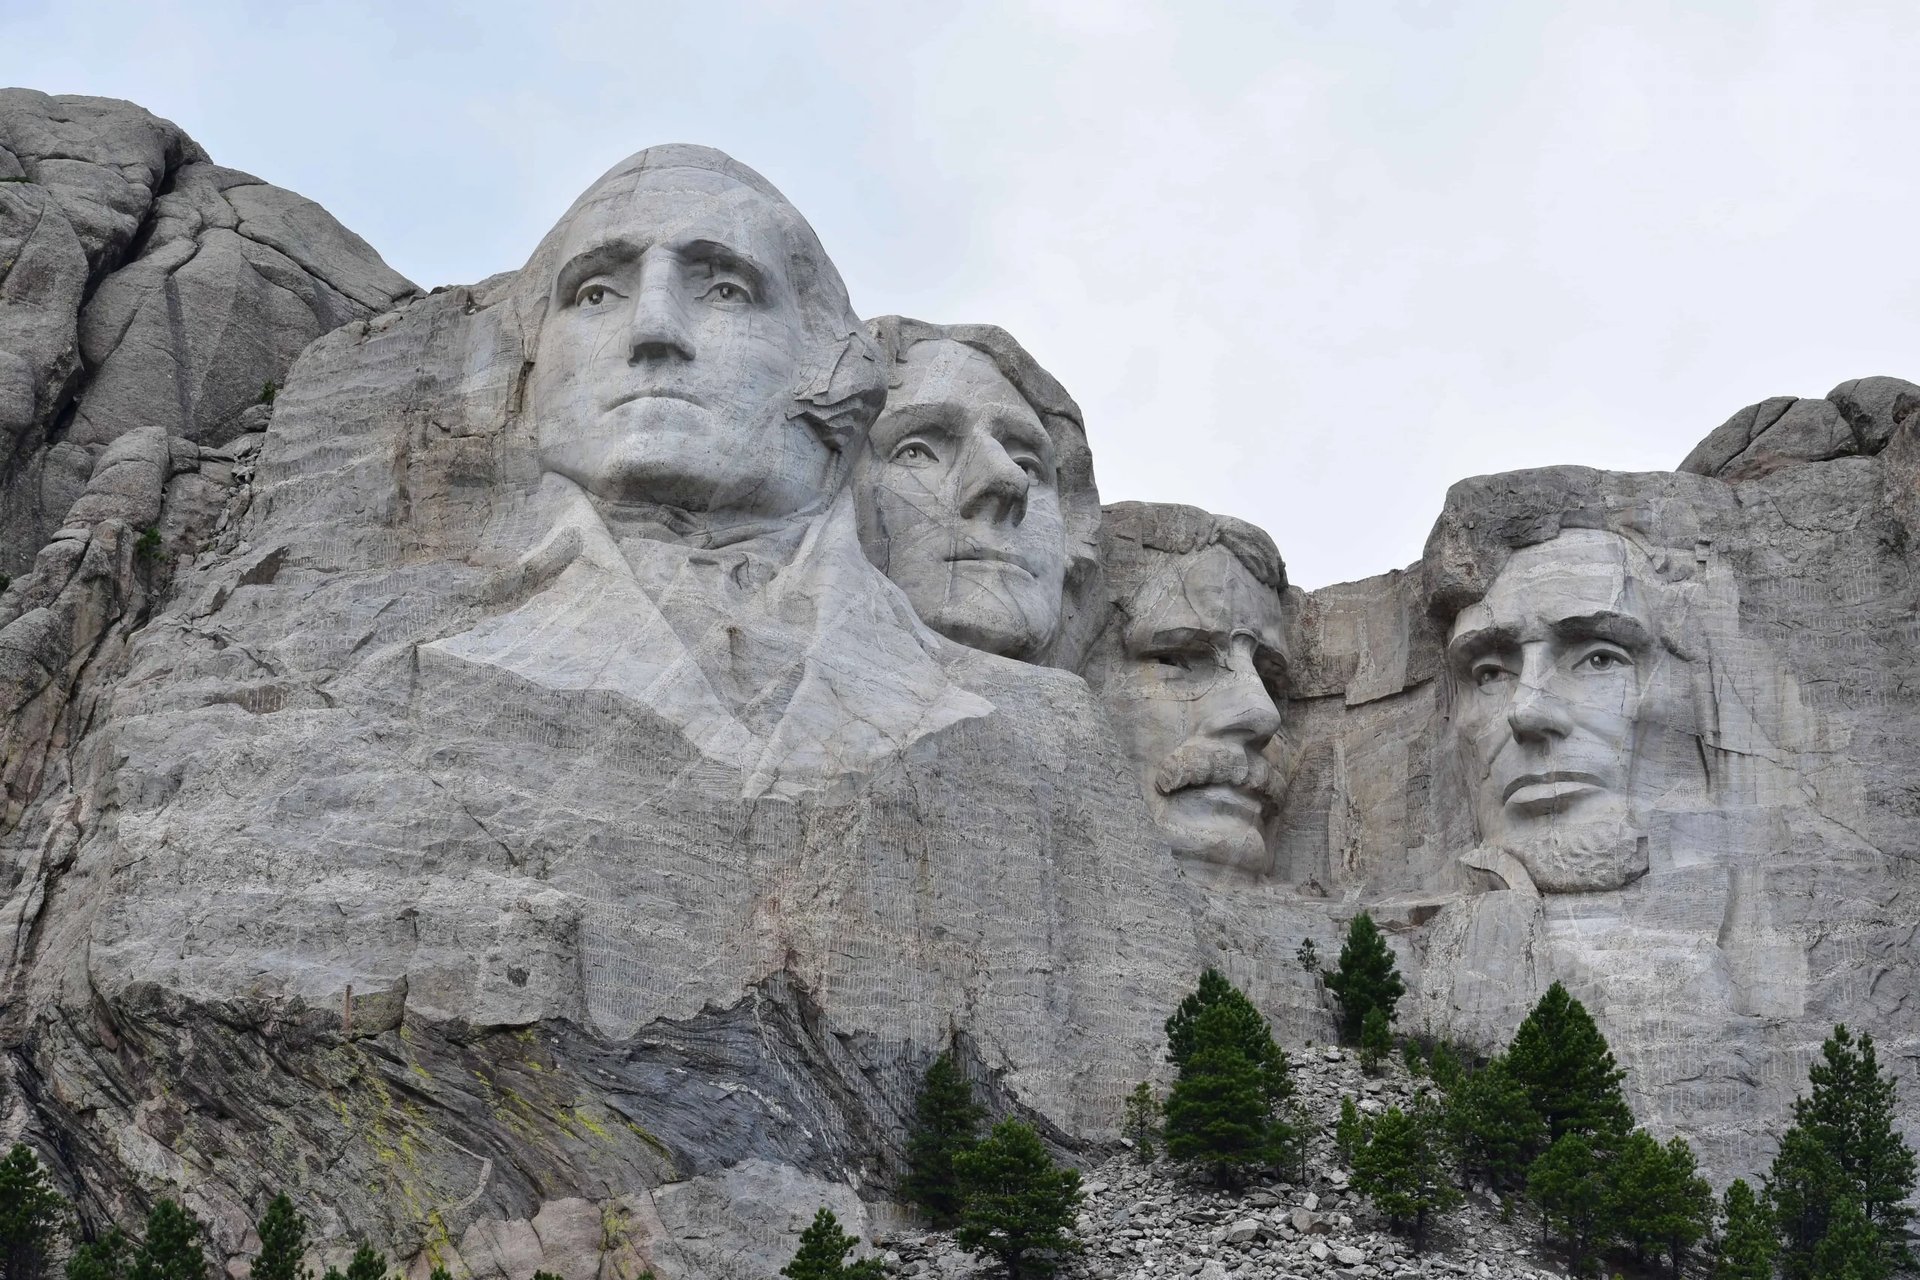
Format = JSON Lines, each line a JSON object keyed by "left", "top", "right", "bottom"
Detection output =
{"left": 1155, "top": 742, "right": 1285, "bottom": 808}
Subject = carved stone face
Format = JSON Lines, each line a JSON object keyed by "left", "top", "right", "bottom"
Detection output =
{"left": 853, "top": 340, "right": 1068, "bottom": 659}
{"left": 1446, "top": 529, "right": 1697, "bottom": 891}
{"left": 1093, "top": 543, "right": 1288, "bottom": 876}
{"left": 530, "top": 165, "right": 828, "bottom": 520}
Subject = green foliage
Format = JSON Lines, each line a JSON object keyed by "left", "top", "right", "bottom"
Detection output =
{"left": 1527, "top": 1133, "right": 1612, "bottom": 1277}
{"left": 530, "top": 1273, "right": 564, "bottom": 1280}
{"left": 251, "top": 1195, "right": 307, "bottom": 1280}
{"left": 1358, "top": 1006, "right": 1392, "bottom": 1075}
{"left": 1322, "top": 913, "right": 1405, "bottom": 1044}
{"left": 1608, "top": 1130, "right": 1712, "bottom": 1277}
{"left": 135, "top": 527, "right": 163, "bottom": 563}
{"left": 1766, "top": 1024, "right": 1915, "bottom": 1280}
{"left": 1401, "top": 1040, "right": 1426, "bottom": 1078}
{"left": 2, "top": 1144, "right": 71, "bottom": 1280}
{"left": 130, "top": 1201, "right": 207, "bottom": 1280}
{"left": 1163, "top": 969, "right": 1292, "bottom": 1106}
{"left": 259, "top": 380, "right": 278, "bottom": 405}
{"left": 779, "top": 1207, "right": 884, "bottom": 1280}
{"left": 1349, "top": 1100, "right": 1461, "bottom": 1253}
{"left": 1333, "top": 1096, "right": 1363, "bottom": 1166}
{"left": 1810, "top": 1197, "right": 1891, "bottom": 1280}
{"left": 1294, "top": 938, "right": 1320, "bottom": 973}
{"left": 1712, "top": 1178, "right": 1777, "bottom": 1280}
{"left": 904, "top": 1052, "right": 985, "bottom": 1228}
{"left": 953, "top": 1119, "right": 1083, "bottom": 1280}
{"left": 1121, "top": 1082, "right": 1160, "bottom": 1163}
{"left": 67, "top": 1227, "right": 132, "bottom": 1280}
{"left": 0, "top": 573, "right": 11, "bottom": 593}
{"left": 427, "top": 1270, "right": 453, "bottom": 1280}
{"left": 1442, "top": 1053, "right": 1543, "bottom": 1192}
{"left": 339, "top": 1248, "right": 388, "bottom": 1280}
{"left": 1163, "top": 1000, "right": 1298, "bottom": 1187}
{"left": 1505, "top": 982, "right": 1631, "bottom": 1149}
{"left": 1427, "top": 1042, "right": 1464, "bottom": 1093}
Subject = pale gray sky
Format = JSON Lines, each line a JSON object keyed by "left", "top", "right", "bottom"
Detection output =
{"left": 8, "top": 0, "right": 1918, "bottom": 587}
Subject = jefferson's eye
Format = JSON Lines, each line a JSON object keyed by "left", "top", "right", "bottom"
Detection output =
{"left": 1577, "top": 649, "right": 1632, "bottom": 674}
{"left": 893, "top": 441, "right": 938, "bottom": 465}
{"left": 701, "top": 281, "right": 751, "bottom": 304}
{"left": 1014, "top": 456, "right": 1048, "bottom": 482}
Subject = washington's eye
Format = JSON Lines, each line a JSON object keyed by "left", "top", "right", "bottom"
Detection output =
{"left": 1577, "top": 648, "right": 1633, "bottom": 674}
{"left": 892, "top": 441, "right": 938, "bottom": 465}
{"left": 574, "top": 283, "right": 620, "bottom": 308}
{"left": 1151, "top": 652, "right": 1194, "bottom": 672}
{"left": 701, "top": 281, "right": 751, "bottom": 304}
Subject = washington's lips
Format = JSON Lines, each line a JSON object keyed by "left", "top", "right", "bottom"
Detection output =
{"left": 1501, "top": 770, "right": 1607, "bottom": 808}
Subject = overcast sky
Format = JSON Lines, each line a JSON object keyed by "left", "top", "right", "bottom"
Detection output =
{"left": 8, "top": 0, "right": 1919, "bottom": 588}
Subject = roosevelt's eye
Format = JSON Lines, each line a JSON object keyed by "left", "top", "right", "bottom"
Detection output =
{"left": 1576, "top": 648, "right": 1633, "bottom": 674}
{"left": 574, "top": 282, "right": 621, "bottom": 308}
{"left": 892, "top": 440, "right": 938, "bottom": 465}
{"left": 700, "top": 281, "right": 752, "bottom": 305}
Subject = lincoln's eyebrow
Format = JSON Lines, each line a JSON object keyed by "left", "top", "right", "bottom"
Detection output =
{"left": 1551, "top": 611, "right": 1655, "bottom": 651}
{"left": 1446, "top": 623, "right": 1519, "bottom": 668}
{"left": 554, "top": 239, "right": 642, "bottom": 303}
{"left": 679, "top": 238, "right": 771, "bottom": 298}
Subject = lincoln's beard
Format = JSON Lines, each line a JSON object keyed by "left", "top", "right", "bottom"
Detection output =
{"left": 1503, "top": 814, "right": 1650, "bottom": 893}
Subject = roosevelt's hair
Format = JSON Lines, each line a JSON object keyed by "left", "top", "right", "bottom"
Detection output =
{"left": 509, "top": 144, "right": 887, "bottom": 452}
{"left": 1099, "top": 500, "right": 1288, "bottom": 598}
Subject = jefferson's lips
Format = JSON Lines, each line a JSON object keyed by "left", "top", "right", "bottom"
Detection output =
{"left": 1501, "top": 771, "right": 1606, "bottom": 806}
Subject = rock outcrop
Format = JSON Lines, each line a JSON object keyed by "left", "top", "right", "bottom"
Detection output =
{"left": 1, "top": 93, "right": 1918, "bottom": 1280}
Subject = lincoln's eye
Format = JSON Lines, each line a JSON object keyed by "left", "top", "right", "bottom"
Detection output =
{"left": 1578, "top": 649, "right": 1632, "bottom": 673}
{"left": 1473, "top": 663, "right": 1510, "bottom": 688}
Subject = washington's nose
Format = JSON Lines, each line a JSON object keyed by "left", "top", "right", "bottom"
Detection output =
{"left": 1201, "top": 645, "right": 1283, "bottom": 749}
{"left": 956, "top": 439, "right": 1029, "bottom": 525}
{"left": 628, "top": 259, "right": 695, "bottom": 364}
{"left": 1507, "top": 679, "right": 1574, "bottom": 742}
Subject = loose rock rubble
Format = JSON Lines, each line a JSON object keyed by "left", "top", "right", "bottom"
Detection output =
{"left": 882, "top": 1046, "right": 1564, "bottom": 1280}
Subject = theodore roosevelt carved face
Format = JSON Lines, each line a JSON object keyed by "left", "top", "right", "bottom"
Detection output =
{"left": 525, "top": 148, "right": 876, "bottom": 525}
{"left": 1087, "top": 504, "right": 1290, "bottom": 877}
{"left": 1446, "top": 529, "right": 1700, "bottom": 892}
{"left": 853, "top": 333, "right": 1069, "bottom": 660}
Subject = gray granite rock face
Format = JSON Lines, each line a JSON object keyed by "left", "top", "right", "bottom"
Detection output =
{"left": 3, "top": 99, "right": 1919, "bottom": 1280}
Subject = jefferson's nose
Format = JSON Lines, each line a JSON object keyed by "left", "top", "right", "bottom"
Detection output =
{"left": 628, "top": 255, "right": 695, "bottom": 364}
{"left": 955, "top": 438, "right": 1029, "bottom": 525}
{"left": 1200, "top": 641, "right": 1283, "bottom": 749}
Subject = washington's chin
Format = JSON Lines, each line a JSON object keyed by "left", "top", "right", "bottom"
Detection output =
{"left": 1157, "top": 787, "right": 1272, "bottom": 876}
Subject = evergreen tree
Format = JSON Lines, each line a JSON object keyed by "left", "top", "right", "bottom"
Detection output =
{"left": 903, "top": 1052, "right": 985, "bottom": 1229}
{"left": 1527, "top": 1133, "right": 1613, "bottom": 1277}
{"left": 250, "top": 1195, "right": 308, "bottom": 1280}
{"left": 1505, "top": 982, "right": 1631, "bottom": 1148}
{"left": 1333, "top": 1096, "right": 1363, "bottom": 1166}
{"left": 1427, "top": 1042, "right": 1464, "bottom": 1093}
{"left": 1358, "top": 1006, "right": 1392, "bottom": 1075}
{"left": 1, "top": 1143, "right": 71, "bottom": 1280}
{"left": 780, "top": 1208, "right": 884, "bottom": 1280}
{"left": 1401, "top": 1040, "right": 1427, "bottom": 1078}
{"left": 1607, "top": 1130, "right": 1712, "bottom": 1277}
{"left": 1712, "top": 1178, "right": 1777, "bottom": 1280}
{"left": 1322, "top": 913, "right": 1405, "bottom": 1044}
{"left": 67, "top": 1228, "right": 132, "bottom": 1280}
{"left": 129, "top": 1201, "right": 207, "bottom": 1280}
{"left": 1810, "top": 1197, "right": 1891, "bottom": 1280}
{"left": 1767, "top": 1024, "right": 1915, "bottom": 1279}
{"left": 1163, "top": 969, "right": 1291, "bottom": 1106}
{"left": 1163, "top": 1001, "right": 1297, "bottom": 1187}
{"left": 1442, "top": 1053, "right": 1543, "bottom": 1192}
{"left": 1121, "top": 1083, "right": 1160, "bottom": 1163}
{"left": 339, "top": 1247, "right": 386, "bottom": 1280}
{"left": 1349, "top": 1101, "right": 1461, "bottom": 1253}
{"left": 952, "top": 1119, "right": 1083, "bottom": 1280}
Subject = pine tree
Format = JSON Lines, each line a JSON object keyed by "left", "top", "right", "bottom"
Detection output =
{"left": 1767, "top": 1024, "right": 1915, "bottom": 1279}
{"left": 1712, "top": 1178, "right": 1777, "bottom": 1280}
{"left": 1428, "top": 1042, "right": 1464, "bottom": 1093}
{"left": 1121, "top": 1082, "right": 1160, "bottom": 1162}
{"left": 1322, "top": 913, "right": 1405, "bottom": 1044}
{"left": 1, "top": 1144, "right": 70, "bottom": 1280}
{"left": 1163, "top": 1000, "right": 1297, "bottom": 1187}
{"left": 780, "top": 1208, "right": 884, "bottom": 1280}
{"left": 130, "top": 1201, "right": 207, "bottom": 1280}
{"left": 1359, "top": 1006, "right": 1392, "bottom": 1075}
{"left": 952, "top": 1119, "right": 1083, "bottom": 1280}
{"left": 1505, "top": 982, "right": 1631, "bottom": 1149}
{"left": 1334, "top": 1096, "right": 1363, "bottom": 1165}
{"left": 250, "top": 1195, "right": 307, "bottom": 1280}
{"left": 67, "top": 1228, "right": 132, "bottom": 1280}
{"left": 1607, "top": 1130, "right": 1712, "bottom": 1277}
{"left": 903, "top": 1051, "right": 985, "bottom": 1228}
{"left": 1811, "top": 1197, "right": 1891, "bottom": 1280}
{"left": 1527, "top": 1133, "right": 1613, "bottom": 1277}
{"left": 339, "top": 1247, "right": 386, "bottom": 1280}
{"left": 1442, "top": 1053, "right": 1543, "bottom": 1192}
{"left": 1164, "top": 969, "right": 1292, "bottom": 1106}
{"left": 1349, "top": 1100, "right": 1461, "bottom": 1253}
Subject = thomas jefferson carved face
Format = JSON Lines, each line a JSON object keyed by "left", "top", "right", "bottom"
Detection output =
{"left": 1447, "top": 529, "right": 1699, "bottom": 892}
{"left": 1088, "top": 511, "right": 1289, "bottom": 876}
{"left": 529, "top": 163, "right": 830, "bottom": 520}
{"left": 853, "top": 339, "right": 1068, "bottom": 659}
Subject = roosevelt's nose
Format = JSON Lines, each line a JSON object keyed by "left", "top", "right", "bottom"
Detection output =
{"left": 1199, "top": 639, "right": 1283, "bottom": 749}
{"left": 955, "top": 437, "right": 1029, "bottom": 525}
{"left": 628, "top": 255, "right": 695, "bottom": 364}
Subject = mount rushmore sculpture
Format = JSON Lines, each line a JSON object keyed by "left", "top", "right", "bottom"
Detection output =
{"left": 2, "top": 93, "right": 1918, "bottom": 1278}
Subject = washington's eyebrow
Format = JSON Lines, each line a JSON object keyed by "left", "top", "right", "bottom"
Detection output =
{"left": 1551, "top": 611, "right": 1655, "bottom": 650}
{"left": 1130, "top": 623, "right": 1226, "bottom": 655}
{"left": 554, "top": 239, "right": 642, "bottom": 302}
{"left": 1446, "top": 624, "right": 1520, "bottom": 667}
{"left": 679, "top": 239, "right": 771, "bottom": 297}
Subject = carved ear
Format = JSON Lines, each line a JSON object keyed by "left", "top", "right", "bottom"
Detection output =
{"left": 790, "top": 330, "right": 887, "bottom": 454}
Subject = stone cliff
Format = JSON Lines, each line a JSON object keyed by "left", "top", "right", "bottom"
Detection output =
{"left": 1, "top": 94, "right": 1916, "bottom": 1280}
